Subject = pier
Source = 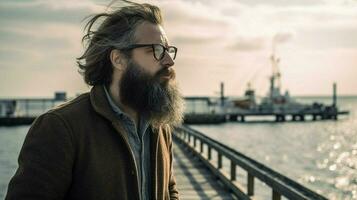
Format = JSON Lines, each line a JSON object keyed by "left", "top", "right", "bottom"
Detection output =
{"left": 225, "top": 108, "right": 349, "bottom": 123}
{"left": 0, "top": 92, "right": 66, "bottom": 126}
{"left": 183, "top": 109, "right": 349, "bottom": 124}
{"left": 183, "top": 91, "right": 349, "bottom": 124}
{"left": 173, "top": 125, "right": 328, "bottom": 199}
{"left": 182, "top": 80, "right": 350, "bottom": 124}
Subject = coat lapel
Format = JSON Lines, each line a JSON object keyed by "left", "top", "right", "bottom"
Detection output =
{"left": 90, "top": 85, "right": 140, "bottom": 198}
{"left": 150, "top": 126, "right": 161, "bottom": 200}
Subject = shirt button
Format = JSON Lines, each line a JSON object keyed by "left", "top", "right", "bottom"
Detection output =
{"left": 131, "top": 170, "right": 135, "bottom": 175}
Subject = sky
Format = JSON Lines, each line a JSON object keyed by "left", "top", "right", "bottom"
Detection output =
{"left": 0, "top": 0, "right": 357, "bottom": 98}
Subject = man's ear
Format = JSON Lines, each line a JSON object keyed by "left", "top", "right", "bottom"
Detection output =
{"left": 110, "top": 49, "right": 126, "bottom": 71}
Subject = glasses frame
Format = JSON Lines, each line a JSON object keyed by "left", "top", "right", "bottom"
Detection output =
{"left": 120, "top": 44, "right": 177, "bottom": 61}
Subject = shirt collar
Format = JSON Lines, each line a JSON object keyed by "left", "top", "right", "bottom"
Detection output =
{"left": 103, "top": 85, "right": 150, "bottom": 130}
{"left": 103, "top": 85, "right": 126, "bottom": 117}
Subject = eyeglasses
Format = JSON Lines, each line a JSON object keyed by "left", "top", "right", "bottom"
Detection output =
{"left": 121, "top": 44, "right": 177, "bottom": 61}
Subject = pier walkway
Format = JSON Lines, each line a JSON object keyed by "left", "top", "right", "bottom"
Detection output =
{"left": 172, "top": 126, "right": 328, "bottom": 200}
{"left": 173, "top": 141, "right": 237, "bottom": 199}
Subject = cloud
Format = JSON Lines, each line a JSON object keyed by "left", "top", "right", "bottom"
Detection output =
{"left": 0, "top": 26, "right": 78, "bottom": 47}
{"left": 273, "top": 32, "right": 294, "bottom": 44}
{"left": 0, "top": 48, "right": 42, "bottom": 69}
{"left": 159, "top": 0, "right": 229, "bottom": 31}
{"left": 296, "top": 26, "right": 357, "bottom": 49}
{"left": 0, "top": 0, "right": 103, "bottom": 24}
{"left": 229, "top": 36, "right": 266, "bottom": 51}
{"left": 227, "top": 31, "right": 293, "bottom": 52}
{"left": 160, "top": 1, "right": 226, "bottom": 24}
{"left": 158, "top": 1, "right": 231, "bottom": 49}
{"left": 0, "top": 23, "right": 82, "bottom": 69}
{"left": 172, "top": 35, "right": 219, "bottom": 45}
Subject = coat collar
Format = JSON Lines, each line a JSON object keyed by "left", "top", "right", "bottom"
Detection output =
{"left": 90, "top": 85, "right": 163, "bottom": 132}
{"left": 90, "top": 85, "right": 119, "bottom": 124}
{"left": 90, "top": 85, "right": 134, "bottom": 157}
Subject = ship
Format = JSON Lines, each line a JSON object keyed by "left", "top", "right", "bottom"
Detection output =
{"left": 184, "top": 46, "right": 349, "bottom": 124}
{"left": 225, "top": 47, "right": 349, "bottom": 122}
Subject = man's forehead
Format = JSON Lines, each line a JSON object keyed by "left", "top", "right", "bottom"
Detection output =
{"left": 134, "top": 22, "right": 168, "bottom": 45}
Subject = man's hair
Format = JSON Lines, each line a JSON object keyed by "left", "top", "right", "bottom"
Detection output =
{"left": 77, "top": 1, "right": 163, "bottom": 86}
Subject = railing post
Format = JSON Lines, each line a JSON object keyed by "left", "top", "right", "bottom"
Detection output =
{"left": 184, "top": 131, "right": 188, "bottom": 147}
{"left": 230, "top": 160, "right": 236, "bottom": 181}
{"left": 188, "top": 134, "right": 191, "bottom": 144}
{"left": 208, "top": 146, "right": 212, "bottom": 160}
{"left": 272, "top": 189, "right": 281, "bottom": 200}
{"left": 200, "top": 141, "right": 203, "bottom": 153}
{"left": 180, "top": 131, "right": 184, "bottom": 143}
{"left": 247, "top": 172, "right": 254, "bottom": 196}
{"left": 217, "top": 153, "right": 222, "bottom": 169}
{"left": 193, "top": 136, "right": 197, "bottom": 148}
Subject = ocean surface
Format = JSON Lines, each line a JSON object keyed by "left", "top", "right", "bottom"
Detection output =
{"left": 0, "top": 97, "right": 356, "bottom": 199}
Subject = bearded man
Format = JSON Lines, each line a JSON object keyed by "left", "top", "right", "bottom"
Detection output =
{"left": 6, "top": 1, "right": 184, "bottom": 200}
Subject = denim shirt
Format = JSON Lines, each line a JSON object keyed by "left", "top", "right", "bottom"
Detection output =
{"left": 104, "top": 86, "right": 151, "bottom": 200}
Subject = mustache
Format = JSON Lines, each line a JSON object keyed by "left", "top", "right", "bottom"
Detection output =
{"left": 155, "top": 68, "right": 175, "bottom": 79}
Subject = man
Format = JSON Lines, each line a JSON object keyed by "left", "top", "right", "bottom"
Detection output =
{"left": 6, "top": 1, "right": 184, "bottom": 200}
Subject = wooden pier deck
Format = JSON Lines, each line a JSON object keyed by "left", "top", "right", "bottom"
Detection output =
{"left": 173, "top": 141, "right": 237, "bottom": 200}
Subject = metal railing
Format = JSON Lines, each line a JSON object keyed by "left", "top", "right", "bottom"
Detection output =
{"left": 173, "top": 125, "right": 328, "bottom": 200}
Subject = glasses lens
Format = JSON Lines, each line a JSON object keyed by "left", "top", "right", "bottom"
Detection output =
{"left": 168, "top": 47, "right": 177, "bottom": 60}
{"left": 153, "top": 44, "right": 164, "bottom": 60}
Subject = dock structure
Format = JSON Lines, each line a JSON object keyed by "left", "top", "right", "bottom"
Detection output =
{"left": 173, "top": 125, "right": 328, "bottom": 200}
{"left": 0, "top": 92, "right": 66, "bottom": 126}
{"left": 182, "top": 82, "right": 350, "bottom": 124}
{"left": 225, "top": 108, "right": 349, "bottom": 123}
{"left": 183, "top": 96, "right": 349, "bottom": 124}
{"left": 183, "top": 109, "right": 349, "bottom": 124}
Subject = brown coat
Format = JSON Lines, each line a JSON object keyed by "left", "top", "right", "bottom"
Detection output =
{"left": 6, "top": 85, "right": 179, "bottom": 200}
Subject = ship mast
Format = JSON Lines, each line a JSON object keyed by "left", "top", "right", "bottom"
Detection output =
{"left": 269, "top": 38, "right": 282, "bottom": 100}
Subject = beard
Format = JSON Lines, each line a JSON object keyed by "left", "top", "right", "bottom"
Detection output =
{"left": 119, "top": 59, "right": 184, "bottom": 129}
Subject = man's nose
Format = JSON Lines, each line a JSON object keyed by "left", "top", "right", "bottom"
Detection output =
{"left": 160, "top": 51, "right": 175, "bottom": 68}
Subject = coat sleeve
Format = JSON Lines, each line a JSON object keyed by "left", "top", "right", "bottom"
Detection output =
{"left": 6, "top": 112, "right": 75, "bottom": 200}
{"left": 167, "top": 126, "right": 179, "bottom": 200}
